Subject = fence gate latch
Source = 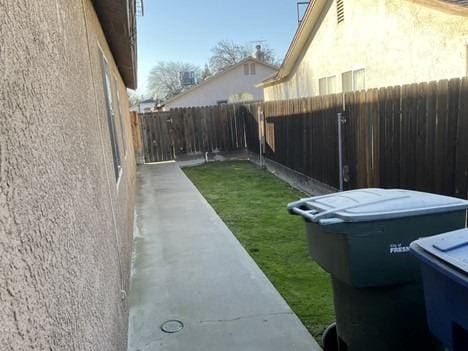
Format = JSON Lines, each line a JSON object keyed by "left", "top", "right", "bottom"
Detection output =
{"left": 339, "top": 113, "right": 347, "bottom": 124}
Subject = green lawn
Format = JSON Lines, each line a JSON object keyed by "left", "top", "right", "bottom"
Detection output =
{"left": 183, "top": 161, "right": 335, "bottom": 341}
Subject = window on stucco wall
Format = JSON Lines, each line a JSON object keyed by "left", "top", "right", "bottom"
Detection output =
{"left": 319, "top": 75, "right": 337, "bottom": 95}
{"left": 342, "top": 69, "right": 365, "bottom": 92}
{"left": 113, "top": 76, "right": 127, "bottom": 158}
{"left": 99, "top": 50, "right": 122, "bottom": 181}
{"left": 466, "top": 45, "right": 468, "bottom": 76}
{"left": 353, "top": 69, "right": 365, "bottom": 91}
{"left": 244, "top": 63, "right": 256, "bottom": 75}
{"left": 342, "top": 71, "right": 353, "bottom": 92}
{"left": 250, "top": 63, "right": 256, "bottom": 75}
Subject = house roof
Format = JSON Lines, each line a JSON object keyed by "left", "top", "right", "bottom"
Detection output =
{"left": 260, "top": 0, "right": 468, "bottom": 88}
{"left": 140, "top": 98, "right": 156, "bottom": 103}
{"left": 92, "top": 0, "right": 138, "bottom": 89}
{"left": 162, "top": 57, "right": 278, "bottom": 106}
{"left": 443, "top": 0, "right": 468, "bottom": 6}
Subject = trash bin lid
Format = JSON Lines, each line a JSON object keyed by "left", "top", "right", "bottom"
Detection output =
{"left": 412, "top": 229, "right": 468, "bottom": 274}
{"left": 288, "top": 188, "right": 468, "bottom": 224}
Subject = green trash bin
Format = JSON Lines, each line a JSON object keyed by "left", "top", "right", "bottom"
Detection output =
{"left": 288, "top": 188, "right": 468, "bottom": 351}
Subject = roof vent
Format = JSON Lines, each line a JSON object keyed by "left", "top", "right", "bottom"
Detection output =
{"left": 337, "top": 0, "right": 344, "bottom": 23}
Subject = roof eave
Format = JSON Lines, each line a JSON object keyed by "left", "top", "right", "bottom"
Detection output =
{"left": 415, "top": 0, "right": 468, "bottom": 15}
{"left": 264, "top": 0, "right": 329, "bottom": 87}
{"left": 92, "top": 0, "right": 138, "bottom": 89}
{"left": 265, "top": 0, "right": 467, "bottom": 89}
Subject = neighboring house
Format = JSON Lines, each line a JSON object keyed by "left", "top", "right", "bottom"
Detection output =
{"left": 261, "top": 0, "right": 468, "bottom": 101}
{"left": 2, "top": 1, "right": 138, "bottom": 350}
{"left": 162, "top": 56, "right": 278, "bottom": 110}
{"left": 130, "top": 98, "right": 157, "bottom": 113}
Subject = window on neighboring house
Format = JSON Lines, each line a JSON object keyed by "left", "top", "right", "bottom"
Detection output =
{"left": 250, "top": 63, "right": 256, "bottom": 75}
{"left": 337, "top": 0, "right": 344, "bottom": 23}
{"left": 318, "top": 75, "right": 337, "bottom": 95}
{"left": 342, "top": 71, "right": 353, "bottom": 92}
{"left": 319, "top": 78, "right": 327, "bottom": 95}
{"left": 327, "top": 76, "right": 337, "bottom": 94}
{"left": 217, "top": 100, "right": 228, "bottom": 105}
{"left": 342, "top": 69, "right": 365, "bottom": 92}
{"left": 466, "top": 45, "right": 468, "bottom": 76}
{"left": 353, "top": 69, "right": 365, "bottom": 91}
{"left": 100, "top": 50, "right": 122, "bottom": 181}
{"left": 244, "top": 62, "right": 257, "bottom": 75}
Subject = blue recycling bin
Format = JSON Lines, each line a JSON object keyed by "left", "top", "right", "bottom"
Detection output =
{"left": 411, "top": 229, "right": 468, "bottom": 351}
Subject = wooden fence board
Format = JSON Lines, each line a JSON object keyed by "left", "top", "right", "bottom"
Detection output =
{"left": 446, "top": 78, "right": 460, "bottom": 195}
{"left": 454, "top": 77, "right": 468, "bottom": 199}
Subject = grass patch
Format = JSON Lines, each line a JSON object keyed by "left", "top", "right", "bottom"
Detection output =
{"left": 183, "top": 161, "right": 335, "bottom": 340}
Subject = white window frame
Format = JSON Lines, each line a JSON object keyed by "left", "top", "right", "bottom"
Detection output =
{"left": 113, "top": 74, "right": 128, "bottom": 159}
{"left": 99, "top": 46, "right": 123, "bottom": 184}
{"left": 318, "top": 75, "right": 337, "bottom": 95}
{"left": 250, "top": 63, "right": 256, "bottom": 75}
{"left": 341, "top": 68, "right": 366, "bottom": 93}
{"left": 466, "top": 44, "right": 468, "bottom": 76}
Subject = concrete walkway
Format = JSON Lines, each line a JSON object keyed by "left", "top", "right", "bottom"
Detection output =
{"left": 128, "top": 162, "right": 321, "bottom": 351}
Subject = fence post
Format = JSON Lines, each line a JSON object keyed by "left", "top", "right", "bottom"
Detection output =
{"left": 337, "top": 112, "right": 344, "bottom": 191}
{"left": 258, "top": 105, "right": 265, "bottom": 167}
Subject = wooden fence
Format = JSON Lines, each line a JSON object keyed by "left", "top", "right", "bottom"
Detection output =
{"left": 243, "top": 77, "right": 468, "bottom": 198}
{"left": 138, "top": 77, "right": 468, "bottom": 198}
{"left": 140, "top": 104, "right": 245, "bottom": 162}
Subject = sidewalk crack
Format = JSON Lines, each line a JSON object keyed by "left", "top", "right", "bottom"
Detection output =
{"left": 198, "top": 311, "right": 294, "bottom": 324}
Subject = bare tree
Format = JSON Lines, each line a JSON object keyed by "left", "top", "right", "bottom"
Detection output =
{"left": 209, "top": 40, "right": 279, "bottom": 72}
{"left": 201, "top": 64, "right": 212, "bottom": 80}
{"left": 209, "top": 40, "right": 251, "bottom": 72}
{"left": 127, "top": 90, "right": 145, "bottom": 107}
{"left": 147, "top": 61, "right": 201, "bottom": 100}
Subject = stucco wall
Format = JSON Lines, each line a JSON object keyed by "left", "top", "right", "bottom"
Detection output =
{"left": 164, "top": 61, "right": 277, "bottom": 110}
{"left": 0, "top": 1, "right": 135, "bottom": 350}
{"left": 264, "top": 0, "right": 468, "bottom": 101}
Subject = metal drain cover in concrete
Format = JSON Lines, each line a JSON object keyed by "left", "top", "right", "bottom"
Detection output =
{"left": 161, "top": 320, "right": 184, "bottom": 333}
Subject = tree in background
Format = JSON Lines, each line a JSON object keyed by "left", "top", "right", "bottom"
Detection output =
{"left": 209, "top": 40, "right": 279, "bottom": 73}
{"left": 201, "top": 64, "right": 212, "bottom": 80}
{"left": 128, "top": 90, "right": 144, "bottom": 107}
{"left": 147, "top": 61, "right": 201, "bottom": 100}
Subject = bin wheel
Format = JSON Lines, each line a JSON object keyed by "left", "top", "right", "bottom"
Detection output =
{"left": 322, "top": 322, "right": 338, "bottom": 351}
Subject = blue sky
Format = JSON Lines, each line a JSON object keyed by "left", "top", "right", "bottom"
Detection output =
{"left": 135, "top": 0, "right": 302, "bottom": 95}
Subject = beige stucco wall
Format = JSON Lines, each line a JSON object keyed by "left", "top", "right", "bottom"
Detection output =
{"left": 265, "top": 0, "right": 468, "bottom": 101}
{"left": 0, "top": 1, "right": 135, "bottom": 350}
{"left": 164, "top": 61, "right": 277, "bottom": 110}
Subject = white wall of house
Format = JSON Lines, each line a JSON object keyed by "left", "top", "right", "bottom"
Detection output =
{"left": 139, "top": 101, "right": 156, "bottom": 112}
{"left": 164, "top": 59, "right": 277, "bottom": 110}
{"left": 130, "top": 101, "right": 156, "bottom": 113}
{"left": 264, "top": 0, "right": 468, "bottom": 101}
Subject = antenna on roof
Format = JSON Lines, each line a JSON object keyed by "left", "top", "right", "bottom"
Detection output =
{"left": 297, "top": 1, "right": 310, "bottom": 25}
{"left": 250, "top": 39, "right": 267, "bottom": 47}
